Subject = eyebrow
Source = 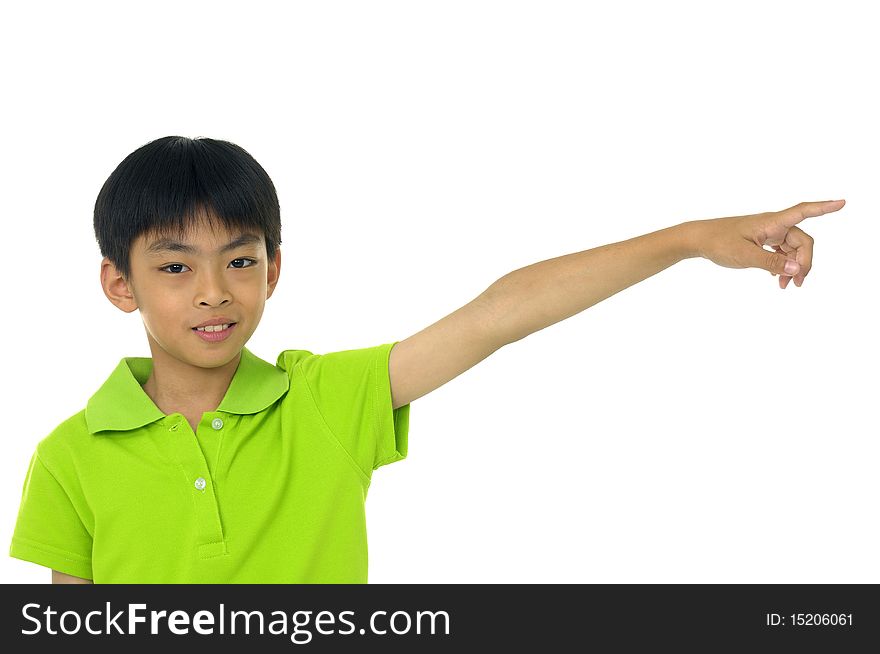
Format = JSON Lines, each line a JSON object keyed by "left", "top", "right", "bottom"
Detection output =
{"left": 145, "top": 233, "right": 263, "bottom": 256}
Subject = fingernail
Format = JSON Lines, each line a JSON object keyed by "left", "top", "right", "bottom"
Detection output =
{"left": 784, "top": 260, "right": 799, "bottom": 275}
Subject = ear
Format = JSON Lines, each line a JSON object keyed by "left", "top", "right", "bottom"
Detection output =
{"left": 266, "top": 247, "right": 281, "bottom": 300}
{"left": 100, "top": 257, "right": 139, "bottom": 313}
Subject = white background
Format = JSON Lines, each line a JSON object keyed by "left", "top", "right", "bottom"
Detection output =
{"left": 1, "top": 0, "right": 876, "bottom": 583}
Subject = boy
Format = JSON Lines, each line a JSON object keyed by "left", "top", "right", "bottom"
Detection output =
{"left": 9, "top": 135, "right": 845, "bottom": 584}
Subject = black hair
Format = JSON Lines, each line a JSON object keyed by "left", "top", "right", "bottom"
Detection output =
{"left": 93, "top": 135, "right": 281, "bottom": 282}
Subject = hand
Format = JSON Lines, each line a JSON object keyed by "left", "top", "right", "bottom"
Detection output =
{"left": 690, "top": 199, "right": 846, "bottom": 289}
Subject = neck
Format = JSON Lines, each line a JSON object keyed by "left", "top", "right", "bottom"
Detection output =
{"left": 141, "top": 336, "right": 242, "bottom": 415}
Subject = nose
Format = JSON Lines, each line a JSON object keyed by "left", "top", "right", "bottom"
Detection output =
{"left": 195, "top": 267, "right": 232, "bottom": 307}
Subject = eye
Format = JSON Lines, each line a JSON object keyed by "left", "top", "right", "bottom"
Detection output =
{"left": 160, "top": 263, "right": 190, "bottom": 274}
{"left": 159, "top": 258, "right": 257, "bottom": 274}
{"left": 230, "top": 258, "right": 258, "bottom": 269}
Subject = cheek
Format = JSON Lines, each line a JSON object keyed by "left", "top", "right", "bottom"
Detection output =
{"left": 137, "top": 289, "right": 190, "bottom": 325}
{"left": 236, "top": 282, "right": 268, "bottom": 302}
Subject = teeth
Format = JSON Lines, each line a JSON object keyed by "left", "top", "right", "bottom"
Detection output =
{"left": 196, "top": 323, "right": 231, "bottom": 332}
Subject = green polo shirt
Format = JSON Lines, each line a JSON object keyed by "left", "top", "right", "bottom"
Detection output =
{"left": 9, "top": 342, "right": 409, "bottom": 583}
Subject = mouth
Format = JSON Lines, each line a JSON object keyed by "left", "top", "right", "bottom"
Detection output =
{"left": 192, "top": 322, "right": 238, "bottom": 343}
{"left": 191, "top": 322, "right": 237, "bottom": 333}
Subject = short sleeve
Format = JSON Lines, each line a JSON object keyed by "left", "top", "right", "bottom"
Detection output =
{"left": 295, "top": 341, "right": 410, "bottom": 479}
{"left": 9, "top": 448, "right": 93, "bottom": 580}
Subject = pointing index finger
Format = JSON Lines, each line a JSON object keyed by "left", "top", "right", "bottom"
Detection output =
{"left": 777, "top": 200, "right": 846, "bottom": 227}
{"left": 792, "top": 200, "right": 846, "bottom": 220}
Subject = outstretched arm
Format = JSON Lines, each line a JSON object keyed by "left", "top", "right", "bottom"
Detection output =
{"left": 388, "top": 199, "right": 845, "bottom": 409}
{"left": 484, "top": 220, "right": 697, "bottom": 347}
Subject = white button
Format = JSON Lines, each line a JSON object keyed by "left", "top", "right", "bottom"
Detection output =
{"left": 194, "top": 477, "right": 207, "bottom": 490}
{"left": 211, "top": 418, "right": 224, "bottom": 430}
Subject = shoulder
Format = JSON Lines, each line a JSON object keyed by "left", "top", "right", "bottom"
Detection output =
{"left": 35, "top": 409, "right": 92, "bottom": 471}
{"left": 278, "top": 344, "right": 393, "bottom": 372}
{"left": 274, "top": 345, "right": 395, "bottom": 407}
{"left": 275, "top": 348, "right": 317, "bottom": 375}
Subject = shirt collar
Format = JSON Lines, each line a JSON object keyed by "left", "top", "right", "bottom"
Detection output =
{"left": 85, "top": 346, "right": 290, "bottom": 435}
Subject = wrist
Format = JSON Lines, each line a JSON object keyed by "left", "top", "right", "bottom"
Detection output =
{"left": 674, "top": 220, "right": 705, "bottom": 260}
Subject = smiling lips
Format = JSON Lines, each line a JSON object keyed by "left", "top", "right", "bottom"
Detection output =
{"left": 192, "top": 322, "right": 237, "bottom": 342}
{"left": 192, "top": 316, "right": 237, "bottom": 328}
{"left": 193, "top": 323, "right": 234, "bottom": 332}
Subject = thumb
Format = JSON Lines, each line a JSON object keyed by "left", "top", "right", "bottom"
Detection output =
{"left": 750, "top": 246, "right": 800, "bottom": 276}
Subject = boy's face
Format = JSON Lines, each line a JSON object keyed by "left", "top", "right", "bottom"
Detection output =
{"left": 100, "top": 213, "right": 281, "bottom": 370}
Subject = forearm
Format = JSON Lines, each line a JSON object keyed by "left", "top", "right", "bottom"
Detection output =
{"left": 484, "top": 221, "right": 701, "bottom": 345}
